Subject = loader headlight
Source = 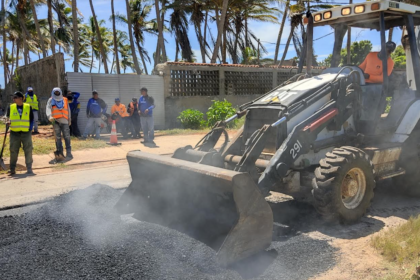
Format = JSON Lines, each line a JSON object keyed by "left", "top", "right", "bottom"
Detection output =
{"left": 314, "top": 14, "right": 322, "bottom": 22}
{"left": 341, "top": 7, "right": 351, "bottom": 16}
{"left": 355, "top": 5, "right": 365, "bottom": 14}
{"left": 371, "top": 3, "right": 380, "bottom": 10}
{"left": 323, "top": 11, "right": 332, "bottom": 19}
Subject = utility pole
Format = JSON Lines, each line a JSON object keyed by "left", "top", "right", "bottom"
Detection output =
{"left": 347, "top": 0, "right": 352, "bottom": 64}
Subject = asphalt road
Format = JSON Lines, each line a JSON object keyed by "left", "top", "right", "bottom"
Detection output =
{"left": 0, "top": 164, "right": 132, "bottom": 209}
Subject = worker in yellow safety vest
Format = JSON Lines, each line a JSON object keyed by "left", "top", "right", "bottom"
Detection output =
{"left": 5, "top": 91, "right": 34, "bottom": 175}
{"left": 24, "top": 86, "right": 40, "bottom": 134}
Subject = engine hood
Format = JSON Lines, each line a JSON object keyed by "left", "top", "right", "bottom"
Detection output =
{"left": 254, "top": 73, "right": 345, "bottom": 107}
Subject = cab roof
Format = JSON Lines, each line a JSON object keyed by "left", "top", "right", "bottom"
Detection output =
{"left": 310, "top": 0, "right": 420, "bottom": 30}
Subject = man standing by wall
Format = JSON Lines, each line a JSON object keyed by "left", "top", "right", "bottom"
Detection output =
{"left": 81, "top": 90, "right": 107, "bottom": 140}
{"left": 46, "top": 88, "right": 72, "bottom": 161}
{"left": 24, "top": 86, "right": 40, "bottom": 135}
{"left": 111, "top": 98, "right": 130, "bottom": 139}
{"left": 67, "top": 90, "right": 81, "bottom": 137}
{"left": 139, "top": 87, "right": 156, "bottom": 146}
{"left": 128, "top": 98, "right": 141, "bottom": 139}
{"left": 6, "top": 91, "right": 34, "bottom": 175}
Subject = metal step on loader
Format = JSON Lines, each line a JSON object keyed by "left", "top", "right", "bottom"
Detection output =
{"left": 116, "top": 0, "right": 420, "bottom": 266}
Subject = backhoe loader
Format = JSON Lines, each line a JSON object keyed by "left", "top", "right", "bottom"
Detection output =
{"left": 116, "top": 0, "right": 420, "bottom": 265}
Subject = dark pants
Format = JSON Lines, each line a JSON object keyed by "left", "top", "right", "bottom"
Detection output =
{"left": 9, "top": 131, "right": 33, "bottom": 171}
{"left": 54, "top": 122, "right": 71, "bottom": 154}
{"left": 70, "top": 113, "right": 81, "bottom": 137}
{"left": 131, "top": 114, "right": 141, "bottom": 138}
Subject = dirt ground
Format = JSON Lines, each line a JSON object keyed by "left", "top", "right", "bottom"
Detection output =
{"left": 266, "top": 179, "right": 420, "bottom": 280}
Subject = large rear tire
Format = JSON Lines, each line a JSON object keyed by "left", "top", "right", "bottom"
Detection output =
{"left": 312, "top": 147, "right": 375, "bottom": 224}
{"left": 393, "top": 129, "right": 420, "bottom": 196}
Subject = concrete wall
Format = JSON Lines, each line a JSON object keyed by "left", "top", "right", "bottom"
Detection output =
{"left": 2, "top": 53, "right": 66, "bottom": 123}
{"left": 156, "top": 62, "right": 325, "bottom": 128}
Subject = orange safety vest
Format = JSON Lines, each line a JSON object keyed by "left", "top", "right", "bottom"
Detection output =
{"left": 52, "top": 97, "right": 69, "bottom": 120}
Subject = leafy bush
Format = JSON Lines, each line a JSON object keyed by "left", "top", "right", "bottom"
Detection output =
{"left": 206, "top": 99, "right": 237, "bottom": 128}
{"left": 177, "top": 109, "right": 206, "bottom": 129}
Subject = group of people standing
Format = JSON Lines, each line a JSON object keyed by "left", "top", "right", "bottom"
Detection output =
{"left": 4, "top": 86, "right": 155, "bottom": 176}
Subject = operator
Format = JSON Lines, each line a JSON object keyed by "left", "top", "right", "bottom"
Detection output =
{"left": 359, "top": 41, "right": 396, "bottom": 84}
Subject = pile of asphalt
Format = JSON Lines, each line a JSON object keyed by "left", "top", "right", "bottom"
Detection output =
{"left": 0, "top": 184, "right": 336, "bottom": 280}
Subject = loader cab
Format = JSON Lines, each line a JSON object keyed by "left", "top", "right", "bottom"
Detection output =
{"left": 309, "top": 0, "right": 420, "bottom": 136}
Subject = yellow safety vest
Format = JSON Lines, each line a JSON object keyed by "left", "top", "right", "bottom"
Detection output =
{"left": 25, "top": 94, "right": 39, "bottom": 110}
{"left": 10, "top": 103, "right": 31, "bottom": 132}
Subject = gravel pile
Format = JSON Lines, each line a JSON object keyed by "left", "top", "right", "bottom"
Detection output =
{"left": 0, "top": 184, "right": 336, "bottom": 280}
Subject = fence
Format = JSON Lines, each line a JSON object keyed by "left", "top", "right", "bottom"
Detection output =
{"left": 156, "top": 62, "right": 325, "bottom": 128}
{"left": 66, "top": 73, "right": 165, "bottom": 132}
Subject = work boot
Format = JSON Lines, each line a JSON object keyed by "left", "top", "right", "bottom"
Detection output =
{"left": 26, "top": 164, "right": 34, "bottom": 175}
{"left": 8, "top": 169, "right": 16, "bottom": 176}
{"left": 66, "top": 151, "right": 73, "bottom": 160}
{"left": 32, "top": 131, "right": 39, "bottom": 135}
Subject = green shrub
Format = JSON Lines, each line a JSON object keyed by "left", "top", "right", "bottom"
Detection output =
{"left": 206, "top": 99, "right": 237, "bottom": 128}
{"left": 177, "top": 109, "right": 206, "bottom": 129}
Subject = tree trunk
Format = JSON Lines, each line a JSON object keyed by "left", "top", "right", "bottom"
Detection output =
{"left": 160, "top": 10, "right": 167, "bottom": 60}
{"left": 331, "top": 24, "right": 347, "bottom": 67}
{"left": 2, "top": 0, "right": 7, "bottom": 86}
{"left": 111, "top": 0, "right": 120, "bottom": 74}
{"left": 175, "top": 39, "right": 179, "bottom": 61}
{"left": 274, "top": 1, "right": 289, "bottom": 64}
{"left": 388, "top": 28, "right": 393, "bottom": 41}
{"left": 306, "top": 14, "right": 313, "bottom": 74}
{"left": 222, "top": 21, "right": 227, "bottom": 64}
{"left": 136, "top": 38, "right": 149, "bottom": 75}
{"left": 90, "top": 46, "right": 94, "bottom": 73}
{"left": 196, "top": 23, "right": 205, "bottom": 63}
{"left": 29, "top": 0, "right": 47, "bottom": 59}
{"left": 232, "top": 24, "right": 240, "bottom": 64}
{"left": 125, "top": 0, "right": 141, "bottom": 74}
{"left": 155, "top": 0, "right": 167, "bottom": 66}
{"left": 111, "top": 54, "right": 115, "bottom": 73}
{"left": 211, "top": 0, "right": 228, "bottom": 63}
{"left": 72, "top": 0, "right": 79, "bottom": 72}
{"left": 47, "top": 0, "right": 56, "bottom": 54}
{"left": 15, "top": 41, "right": 20, "bottom": 71}
{"left": 89, "top": 0, "right": 109, "bottom": 74}
{"left": 245, "top": 16, "right": 248, "bottom": 48}
{"left": 203, "top": 9, "right": 208, "bottom": 63}
{"left": 280, "top": 26, "right": 294, "bottom": 66}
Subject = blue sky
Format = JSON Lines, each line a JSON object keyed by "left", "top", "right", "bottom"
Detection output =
{"left": 0, "top": 0, "right": 402, "bottom": 88}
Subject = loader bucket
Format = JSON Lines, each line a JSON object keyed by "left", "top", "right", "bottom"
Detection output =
{"left": 115, "top": 151, "right": 273, "bottom": 266}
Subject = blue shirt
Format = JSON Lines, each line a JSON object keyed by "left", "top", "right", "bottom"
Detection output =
{"left": 69, "top": 92, "right": 80, "bottom": 115}
{"left": 139, "top": 95, "right": 155, "bottom": 117}
{"left": 86, "top": 98, "right": 107, "bottom": 118}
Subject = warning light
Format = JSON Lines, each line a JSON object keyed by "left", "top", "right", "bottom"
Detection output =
{"left": 342, "top": 7, "right": 351, "bottom": 16}
{"left": 323, "top": 11, "right": 332, "bottom": 19}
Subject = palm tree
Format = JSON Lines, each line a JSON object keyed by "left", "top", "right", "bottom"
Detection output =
{"left": 211, "top": 0, "right": 229, "bottom": 63}
{"left": 188, "top": 0, "right": 207, "bottom": 63}
{"left": 125, "top": 0, "right": 141, "bottom": 74}
{"left": 89, "top": 0, "right": 109, "bottom": 73}
{"left": 154, "top": 0, "right": 167, "bottom": 66}
{"left": 72, "top": 0, "right": 79, "bottom": 72}
{"left": 274, "top": 0, "right": 289, "bottom": 64}
{"left": 111, "top": 0, "right": 120, "bottom": 74}
{"left": 168, "top": 2, "right": 193, "bottom": 62}
{"left": 2, "top": 0, "right": 7, "bottom": 85}
{"left": 47, "top": 0, "right": 56, "bottom": 53}
{"left": 29, "top": 0, "right": 47, "bottom": 58}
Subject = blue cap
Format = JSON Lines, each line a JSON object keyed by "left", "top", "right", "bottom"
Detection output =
{"left": 115, "top": 98, "right": 120, "bottom": 101}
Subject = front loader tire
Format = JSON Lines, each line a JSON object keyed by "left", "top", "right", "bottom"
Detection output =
{"left": 312, "top": 147, "right": 375, "bottom": 224}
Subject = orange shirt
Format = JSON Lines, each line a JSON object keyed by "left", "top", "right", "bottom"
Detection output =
{"left": 359, "top": 52, "right": 394, "bottom": 84}
{"left": 111, "top": 103, "right": 128, "bottom": 117}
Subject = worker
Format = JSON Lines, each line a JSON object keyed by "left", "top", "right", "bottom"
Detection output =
{"left": 6, "top": 91, "right": 34, "bottom": 175}
{"left": 81, "top": 90, "right": 107, "bottom": 140}
{"left": 24, "top": 86, "right": 40, "bottom": 135}
{"left": 46, "top": 87, "right": 73, "bottom": 161}
{"left": 67, "top": 90, "right": 81, "bottom": 137}
{"left": 359, "top": 41, "right": 396, "bottom": 84}
{"left": 111, "top": 98, "right": 130, "bottom": 135}
{"left": 139, "top": 87, "right": 156, "bottom": 146}
{"left": 128, "top": 97, "right": 141, "bottom": 139}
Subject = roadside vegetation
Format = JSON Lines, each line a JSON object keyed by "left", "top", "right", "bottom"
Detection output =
{"left": 372, "top": 215, "right": 420, "bottom": 280}
{"left": 177, "top": 99, "right": 244, "bottom": 130}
